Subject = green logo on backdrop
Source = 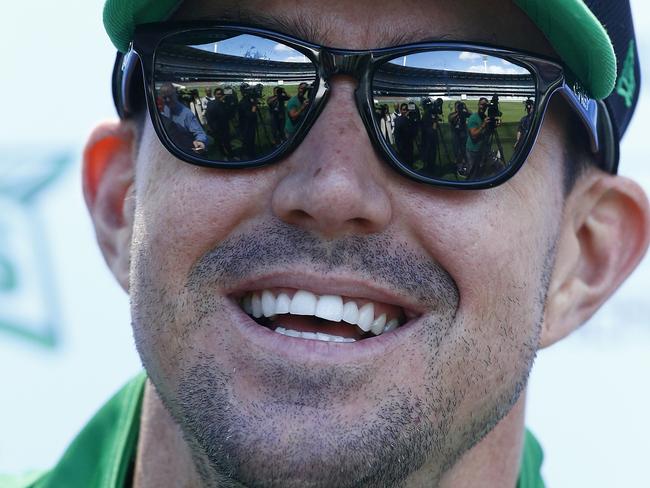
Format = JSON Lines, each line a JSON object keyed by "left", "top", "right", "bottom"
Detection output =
{"left": 616, "top": 40, "right": 636, "bottom": 109}
{"left": 0, "top": 152, "right": 71, "bottom": 347}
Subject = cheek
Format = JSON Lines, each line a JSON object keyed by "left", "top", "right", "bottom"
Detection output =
{"left": 396, "top": 157, "right": 562, "bottom": 321}
{"left": 132, "top": 128, "right": 278, "bottom": 291}
{"left": 129, "top": 129, "right": 282, "bottom": 385}
{"left": 395, "top": 166, "right": 562, "bottom": 424}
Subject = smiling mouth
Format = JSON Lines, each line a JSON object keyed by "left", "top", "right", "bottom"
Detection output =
{"left": 238, "top": 288, "right": 410, "bottom": 343}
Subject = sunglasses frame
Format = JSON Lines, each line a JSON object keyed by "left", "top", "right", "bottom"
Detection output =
{"left": 114, "top": 22, "right": 615, "bottom": 190}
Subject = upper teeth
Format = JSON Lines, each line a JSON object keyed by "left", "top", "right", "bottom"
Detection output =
{"left": 241, "top": 289, "right": 401, "bottom": 336}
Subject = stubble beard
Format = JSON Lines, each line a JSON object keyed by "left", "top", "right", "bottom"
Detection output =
{"left": 130, "top": 221, "right": 551, "bottom": 488}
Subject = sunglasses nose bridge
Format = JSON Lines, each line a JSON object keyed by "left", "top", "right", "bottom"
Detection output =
{"left": 320, "top": 50, "right": 371, "bottom": 82}
{"left": 316, "top": 50, "right": 374, "bottom": 111}
{"left": 317, "top": 50, "right": 372, "bottom": 120}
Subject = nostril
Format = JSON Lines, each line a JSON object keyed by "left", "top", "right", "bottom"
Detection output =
{"left": 313, "top": 168, "right": 322, "bottom": 177}
{"left": 350, "top": 217, "right": 378, "bottom": 233}
{"left": 289, "top": 209, "right": 313, "bottom": 223}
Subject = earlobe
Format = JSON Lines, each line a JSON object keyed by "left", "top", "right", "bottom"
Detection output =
{"left": 541, "top": 173, "right": 650, "bottom": 348}
{"left": 83, "top": 121, "right": 138, "bottom": 292}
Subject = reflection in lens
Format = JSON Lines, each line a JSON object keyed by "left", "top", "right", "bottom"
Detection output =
{"left": 153, "top": 31, "right": 318, "bottom": 162}
{"left": 373, "top": 51, "right": 536, "bottom": 183}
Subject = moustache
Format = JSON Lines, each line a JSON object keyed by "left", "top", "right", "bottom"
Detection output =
{"left": 187, "top": 220, "right": 459, "bottom": 311}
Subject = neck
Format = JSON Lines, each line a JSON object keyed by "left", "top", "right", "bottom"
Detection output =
{"left": 133, "top": 381, "right": 204, "bottom": 488}
{"left": 133, "top": 381, "right": 527, "bottom": 488}
{"left": 437, "top": 392, "right": 527, "bottom": 488}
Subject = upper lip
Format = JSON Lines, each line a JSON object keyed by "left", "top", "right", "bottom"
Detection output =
{"left": 225, "top": 270, "right": 425, "bottom": 319}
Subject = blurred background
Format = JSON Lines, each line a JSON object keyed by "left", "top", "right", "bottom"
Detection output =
{"left": 0, "top": 1, "right": 648, "bottom": 486}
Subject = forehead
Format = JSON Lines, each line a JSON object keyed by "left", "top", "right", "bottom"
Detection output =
{"left": 175, "top": 0, "right": 556, "bottom": 56}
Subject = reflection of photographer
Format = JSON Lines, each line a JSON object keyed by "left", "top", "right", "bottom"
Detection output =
{"left": 222, "top": 85, "right": 238, "bottom": 117}
{"left": 238, "top": 83, "right": 259, "bottom": 158}
{"left": 514, "top": 98, "right": 535, "bottom": 149}
{"left": 449, "top": 100, "right": 471, "bottom": 171}
{"left": 420, "top": 98, "right": 441, "bottom": 168}
{"left": 159, "top": 82, "right": 207, "bottom": 154}
{"left": 448, "top": 101, "right": 470, "bottom": 127}
{"left": 377, "top": 104, "right": 395, "bottom": 145}
{"left": 267, "top": 86, "right": 291, "bottom": 144}
{"left": 285, "top": 82, "right": 311, "bottom": 136}
{"left": 466, "top": 95, "right": 505, "bottom": 179}
{"left": 465, "top": 97, "right": 491, "bottom": 177}
{"left": 206, "top": 87, "right": 233, "bottom": 158}
{"left": 431, "top": 97, "right": 444, "bottom": 117}
{"left": 394, "top": 103, "right": 417, "bottom": 165}
{"left": 189, "top": 89, "right": 206, "bottom": 125}
{"left": 406, "top": 102, "right": 421, "bottom": 123}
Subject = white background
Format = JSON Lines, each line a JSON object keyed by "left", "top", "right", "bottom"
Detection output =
{"left": 0, "top": 1, "right": 648, "bottom": 486}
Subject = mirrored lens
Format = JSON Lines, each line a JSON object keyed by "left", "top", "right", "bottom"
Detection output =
{"left": 373, "top": 50, "right": 536, "bottom": 182}
{"left": 153, "top": 31, "right": 318, "bottom": 162}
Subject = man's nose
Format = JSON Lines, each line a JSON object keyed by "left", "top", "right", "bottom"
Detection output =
{"left": 271, "top": 78, "right": 392, "bottom": 239}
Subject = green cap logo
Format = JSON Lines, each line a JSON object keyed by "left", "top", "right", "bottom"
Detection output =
{"left": 616, "top": 40, "right": 636, "bottom": 109}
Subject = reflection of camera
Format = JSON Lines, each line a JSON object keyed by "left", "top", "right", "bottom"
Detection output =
{"left": 241, "top": 82, "right": 264, "bottom": 101}
{"left": 451, "top": 101, "right": 470, "bottom": 129}
{"left": 406, "top": 102, "right": 421, "bottom": 122}
{"left": 252, "top": 83, "right": 264, "bottom": 99}
{"left": 422, "top": 97, "right": 444, "bottom": 122}
{"left": 432, "top": 97, "right": 444, "bottom": 116}
{"left": 268, "top": 87, "right": 290, "bottom": 110}
{"left": 222, "top": 85, "right": 238, "bottom": 116}
{"left": 524, "top": 98, "right": 534, "bottom": 111}
{"left": 487, "top": 94, "right": 502, "bottom": 130}
{"left": 456, "top": 101, "right": 470, "bottom": 118}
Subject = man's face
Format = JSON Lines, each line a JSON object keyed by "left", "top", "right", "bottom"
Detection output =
{"left": 160, "top": 84, "right": 178, "bottom": 108}
{"left": 478, "top": 99, "right": 489, "bottom": 115}
{"left": 298, "top": 83, "right": 308, "bottom": 96}
{"left": 215, "top": 89, "right": 224, "bottom": 100}
{"left": 129, "top": 0, "right": 564, "bottom": 486}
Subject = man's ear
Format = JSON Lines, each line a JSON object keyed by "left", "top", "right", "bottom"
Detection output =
{"left": 542, "top": 172, "right": 650, "bottom": 348}
{"left": 83, "top": 121, "right": 138, "bottom": 292}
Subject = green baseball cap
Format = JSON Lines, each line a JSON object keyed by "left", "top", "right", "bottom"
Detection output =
{"left": 103, "top": 0, "right": 616, "bottom": 100}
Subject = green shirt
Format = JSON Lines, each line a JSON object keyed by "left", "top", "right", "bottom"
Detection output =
{"left": 284, "top": 95, "right": 303, "bottom": 135}
{"left": 466, "top": 112, "right": 487, "bottom": 153}
{"left": 1, "top": 374, "right": 545, "bottom": 487}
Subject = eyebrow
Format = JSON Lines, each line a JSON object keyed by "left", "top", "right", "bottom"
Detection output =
{"left": 189, "top": 8, "right": 450, "bottom": 48}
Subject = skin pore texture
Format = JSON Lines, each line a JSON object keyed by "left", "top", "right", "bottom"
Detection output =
{"left": 81, "top": 0, "right": 650, "bottom": 487}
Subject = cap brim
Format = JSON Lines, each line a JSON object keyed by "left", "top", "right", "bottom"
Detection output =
{"left": 103, "top": 0, "right": 181, "bottom": 52}
{"left": 514, "top": 0, "right": 616, "bottom": 99}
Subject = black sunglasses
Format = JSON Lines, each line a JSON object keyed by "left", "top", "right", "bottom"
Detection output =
{"left": 113, "top": 22, "right": 617, "bottom": 189}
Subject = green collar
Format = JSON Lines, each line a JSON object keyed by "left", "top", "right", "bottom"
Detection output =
{"left": 29, "top": 373, "right": 146, "bottom": 488}
{"left": 10, "top": 373, "right": 544, "bottom": 487}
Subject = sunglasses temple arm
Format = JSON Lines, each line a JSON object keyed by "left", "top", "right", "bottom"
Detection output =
{"left": 556, "top": 83, "right": 600, "bottom": 154}
{"left": 112, "top": 46, "right": 142, "bottom": 119}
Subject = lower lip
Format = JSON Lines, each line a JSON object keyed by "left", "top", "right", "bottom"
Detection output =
{"left": 225, "top": 299, "right": 419, "bottom": 364}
